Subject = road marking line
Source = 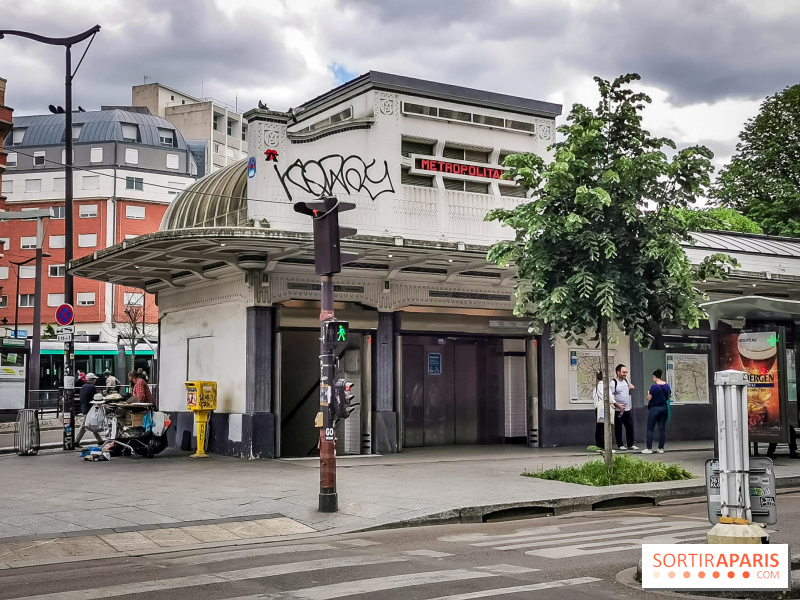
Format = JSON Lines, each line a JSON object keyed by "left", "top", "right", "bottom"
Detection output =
{"left": 161, "top": 542, "right": 339, "bottom": 565}
{"left": 437, "top": 516, "right": 651, "bottom": 543}
{"left": 335, "top": 538, "right": 382, "bottom": 547}
{"left": 424, "top": 576, "right": 603, "bottom": 600}
{"left": 268, "top": 569, "right": 498, "bottom": 599}
{"left": 5, "top": 555, "right": 407, "bottom": 600}
{"left": 403, "top": 549, "right": 453, "bottom": 558}
{"left": 475, "top": 564, "right": 539, "bottom": 574}
{"left": 494, "top": 521, "right": 708, "bottom": 550}
{"left": 525, "top": 533, "right": 710, "bottom": 558}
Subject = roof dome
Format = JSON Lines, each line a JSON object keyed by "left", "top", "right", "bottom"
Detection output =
{"left": 160, "top": 158, "right": 249, "bottom": 230}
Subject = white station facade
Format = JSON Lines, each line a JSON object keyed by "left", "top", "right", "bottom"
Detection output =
{"left": 72, "top": 71, "right": 800, "bottom": 457}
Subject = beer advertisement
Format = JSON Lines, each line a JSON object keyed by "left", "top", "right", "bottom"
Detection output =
{"left": 719, "top": 332, "right": 781, "bottom": 441}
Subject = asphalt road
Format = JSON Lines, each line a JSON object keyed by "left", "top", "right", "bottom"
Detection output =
{"left": 1, "top": 491, "right": 798, "bottom": 600}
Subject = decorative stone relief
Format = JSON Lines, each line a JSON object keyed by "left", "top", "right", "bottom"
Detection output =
{"left": 374, "top": 92, "right": 399, "bottom": 125}
{"left": 158, "top": 275, "right": 248, "bottom": 316}
{"left": 261, "top": 123, "right": 287, "bottom": 156}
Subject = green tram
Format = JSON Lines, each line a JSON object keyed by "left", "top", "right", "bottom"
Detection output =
{"left": 39, "top": 341, "right": 156, "bottom": 391}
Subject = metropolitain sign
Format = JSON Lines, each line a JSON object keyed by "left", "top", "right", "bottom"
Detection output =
{"left": 415, "top": 157, "right": 506, "bottom": 180}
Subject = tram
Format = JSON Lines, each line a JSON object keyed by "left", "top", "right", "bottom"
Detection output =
{"left": 38, "top": 341, "right": 156, "bottom": 390}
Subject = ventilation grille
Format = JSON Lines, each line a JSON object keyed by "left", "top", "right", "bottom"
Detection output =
{"left": 402, "top": 101, "right": 542, "bottom": 136}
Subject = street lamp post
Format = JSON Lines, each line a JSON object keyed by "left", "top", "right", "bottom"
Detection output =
{"left": 10, "top": 256, "right": 37, "bottom": 341}
{"left": 0, "top": 26, "right": 100, "bottom": 446}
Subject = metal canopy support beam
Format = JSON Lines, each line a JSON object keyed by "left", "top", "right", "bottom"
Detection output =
{"left": 444, "top": 260, "right": 493, "bottom": 282}
{"left": 386, "top": 255, "right": 432, "bottom": 280}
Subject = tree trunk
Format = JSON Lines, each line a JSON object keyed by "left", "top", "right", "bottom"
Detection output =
{"left": 600, "top": 315, "right": 614, "bottom": 471}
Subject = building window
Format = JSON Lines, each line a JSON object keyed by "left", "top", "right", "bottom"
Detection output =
{"left": 19, "top": 266, "right": 36, "bottom": 279}
{"left": 241, "top": 124, "right": 247, "bottom": 141}
{"left": 76, "top": 292, "right": 95, "bottom": 306}
{"left": 400, "top": 166, "right": 434, "bottom": 187}
{"left": 166, "top": 153, "right": 179, "bottom": 169}
{"left": 227, "top": 120, "right": 234, "bottom": 136}
{"left": 90, "top": 147, "right": 103, "bottom": 163}
{"left": 126, "top": 177, "right": 143, "bottom": 191}
{"left": 213, "top": 115, "right": 219, "bottom": 131}
{"left": 0, "top": 296, "right": 6, "bottom": 309}
{"left": 167, "top": 181, "right": 185, "bottom": 195}
{"left": 33, "top": 151, "right": 46, "bottom": 166}
{"left": 401, "top": 139, "right": 435, "bottom": 157}
{"left": 49, "top": 264, "right": 66, "bottom": 278}
{"left": 0, "top": 238, "right": 9, "bottom": 251}
{"left": 20, "top": 236, "right": 37, "bottom": 249}
{"left": 121, "top": 124, "right": 139, "bottom": 142}
{"left": 4, "top": 180, "right": 12, "bottom": 194}
{"left": 499, "top": 184, "right": 528, "bottom": 198}
{"left": 49, "top": 235, "right": 66, "bottom": 249}
{"left": 19, "top": 294, "right": 35, "bottom": 308}
{"left": 11, "top": 128, "right": 25, "bottom": 145}
{"left": 159, "top": 128, "right": 174, "bottom": 147}
{"left": 78, "top": 233, "right": 97, "bottom": 248}
{"left": 53, "top": 178, "right": 65, "bottom": 192}
{"left": 213, "top": 143, "right": 220, "bottom": 155}
{"left": 79, "top": 204, "right": 98, "bottom": 218}
{"left": 47, "top": 293, "right": 65, "bottom": 307}
{"left": 51, "top": 206, "right": 65, "bottom": 219}
{"left": 125, "top": 148, "right": 139, "bottom": 165}
{"left": 124, "top": 292, "right": 144, "bottom": 306}
{"left": 72, "top": 124, "right": 83, "bottom": 140}
{"left": 24, "top": 179, "right": 42, "bottom": 193}
{"left": 125, "top": 205, "right": 145, "bottom": 220}
{"left": 61, "top": 149, "right": 74, "bottom": 165}
{"left": 7, "top": 153, "right": 16, "bottom": 167}
{"left": 0, "top": 266, "right": 8, "bottom": 279}
{"left": 82, "top": 176, "right": 100, "bottom": 190}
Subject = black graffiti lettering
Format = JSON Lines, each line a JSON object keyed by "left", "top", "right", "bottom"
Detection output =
{"left": 276, "top": 154, "right": 395, "bottom": 201}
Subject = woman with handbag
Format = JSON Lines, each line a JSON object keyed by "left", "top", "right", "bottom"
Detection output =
{"left": 643, "top": 369, "right": 670, "bottom": 454}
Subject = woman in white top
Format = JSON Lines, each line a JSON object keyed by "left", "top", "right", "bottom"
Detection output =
{"left": 592, "top": 371, "right": 618, "bottom": 451}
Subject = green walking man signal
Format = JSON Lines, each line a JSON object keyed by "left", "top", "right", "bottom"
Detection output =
{"left": 324, "top": 320, "right": 349, "bottom": 345}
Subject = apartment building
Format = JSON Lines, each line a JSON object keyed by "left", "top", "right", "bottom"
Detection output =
{"left": 0, "top": 108, "right": 197, "bottom": 341}
{"left": 132, "top": 83, "right": 247, "bottom": 177}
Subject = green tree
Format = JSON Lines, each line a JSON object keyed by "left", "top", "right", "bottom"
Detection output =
{"left": 713, "top": 84, "right": 800, "bottom": 236}
{"left": 486, "top": 74, "right": 735, "bottom": 468}
{"left": 42, "top": 323, "right": 57, "bottom": 340}
{"left": 670, "top": 207, "right": 763, "bottom": 234}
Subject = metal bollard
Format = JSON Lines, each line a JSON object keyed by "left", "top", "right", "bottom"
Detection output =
{"left": 15, "top": 409, "right": 41, "bottom": 456}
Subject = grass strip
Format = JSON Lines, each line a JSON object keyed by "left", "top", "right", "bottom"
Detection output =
{"left": 522, "top": 453, "right": 695, "bottom": 486}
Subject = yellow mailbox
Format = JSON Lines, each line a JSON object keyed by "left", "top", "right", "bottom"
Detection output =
{"left": 185, "top": 381, "right": 217, "bottom": 458}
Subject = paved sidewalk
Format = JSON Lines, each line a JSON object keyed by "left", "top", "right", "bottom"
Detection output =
{"left": 1, "top": 441, "right": 799, "bottom": 568}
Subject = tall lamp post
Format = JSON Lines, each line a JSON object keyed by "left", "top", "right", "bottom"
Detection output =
{"left": 0, "top": 26, "right": 100, "bottom": 446}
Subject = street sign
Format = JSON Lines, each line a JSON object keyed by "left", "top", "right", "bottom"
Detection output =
{"left": 705, "top": 457, "right": 777, "bottom": 524}
{"left": 9, "top": 329, "right": 28, "bottom": 339}
{"left": 57, "top": 325, "right": 75, "bottom": 334}
{"left": 57, "top": 333, "right": 73, "bottom": 342}
{"left": 55, "top": 304, "right": 74, "bottom": 326}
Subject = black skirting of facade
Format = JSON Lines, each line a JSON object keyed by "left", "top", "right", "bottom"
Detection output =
{"left": 168, "top": 411, "right": 277, "bottom": 458}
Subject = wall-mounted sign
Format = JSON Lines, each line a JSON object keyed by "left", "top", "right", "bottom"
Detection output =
{"left": 428, "top": 352, "right": 442, "bottom": 375}
{"left": 415, "top": 157, "right": 505, "bottom": 180}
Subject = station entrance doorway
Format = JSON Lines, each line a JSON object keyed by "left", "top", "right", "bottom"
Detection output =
{"left": 401, "top": 335, "right": 506, "bottom": 447}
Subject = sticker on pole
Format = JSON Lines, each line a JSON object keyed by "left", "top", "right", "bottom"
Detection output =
{"left": 642, "top": 544, "right": 790, "bottom": 591}
{"left": 55, "top": 304, "right": 74, "bottom": 326}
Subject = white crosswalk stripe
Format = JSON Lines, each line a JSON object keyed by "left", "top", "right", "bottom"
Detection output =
{"left": 263, "top": 569, "right": 498, "bottom": 599}
{"left": 162, "top": 542, "right": 339, "bottom": 565}
{"left": 6, "top": 555, "right": 407, "bottom": 600}
{"left": 424, "top": 577, "right": 602, "bottom": 600}
{"left": 437, "top": 516, "right": 710, "bottom": 558}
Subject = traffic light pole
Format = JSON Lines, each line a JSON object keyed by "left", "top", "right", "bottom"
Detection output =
{"left": 319, "top": 275, "right": 337, "bottom": 512}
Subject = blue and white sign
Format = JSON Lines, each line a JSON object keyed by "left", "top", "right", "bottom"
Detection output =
{"left": 9, "top": 329, "right": 28, "bottom": 339}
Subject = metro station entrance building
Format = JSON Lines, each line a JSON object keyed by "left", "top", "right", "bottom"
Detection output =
{"left": 72, "top": 72, "right": 800, "bottom": 457}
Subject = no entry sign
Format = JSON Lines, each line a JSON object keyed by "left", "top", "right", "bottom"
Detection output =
{"left": 55, "top": 304, "right": 74, "bottom": 326}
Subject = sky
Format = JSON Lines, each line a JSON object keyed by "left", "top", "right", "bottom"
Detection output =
{"left": 2, "top": 0, "right": 800, "bottom": 172}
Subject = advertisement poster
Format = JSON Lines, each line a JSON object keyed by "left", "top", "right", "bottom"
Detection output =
{"left": 719, "top": 332, "right": 781, "bottom": 441}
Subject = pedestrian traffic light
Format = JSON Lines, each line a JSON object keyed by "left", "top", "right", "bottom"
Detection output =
{"left": 323, "top": 320, "right": 349, "bottom": 346}
{"left": 293, "top": 196, "right": 358, "bottom": 275}
{"left": 332, "top": 378, "right": 357, "bottom": 420}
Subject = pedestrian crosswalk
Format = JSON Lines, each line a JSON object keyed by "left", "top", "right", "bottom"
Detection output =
{"left": 2, "top": 538, "right": 602, "bottom": 600}
{"left": 438, "top": 515, "right": 709, "bottom": 559}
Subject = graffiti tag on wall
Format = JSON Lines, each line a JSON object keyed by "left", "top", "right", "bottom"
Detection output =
{"left": 275, "top": 154, "right": 394, "bottom": 201}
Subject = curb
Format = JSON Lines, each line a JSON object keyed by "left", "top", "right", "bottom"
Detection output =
{"left": 357, "top": 475, "right": 800, "bottom": 532}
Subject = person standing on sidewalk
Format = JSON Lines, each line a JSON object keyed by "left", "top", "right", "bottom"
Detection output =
{"left": 613, "top": 363, "right": 638, "bottom": 450}
{"left": 643, "top": 369, "right": 670, "bottom": 454}
{"left": 75, "top": 373, "right": 103, "bottom": 446}
{"left": 592, "top": 371, "right": 615, "bottom": 452}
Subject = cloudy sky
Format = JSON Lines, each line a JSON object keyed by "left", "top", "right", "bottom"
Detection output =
{"left": 3, "top": 0, "right": 799, "bottom": 170}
